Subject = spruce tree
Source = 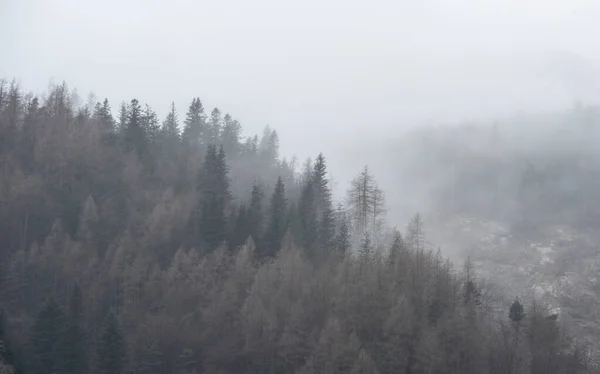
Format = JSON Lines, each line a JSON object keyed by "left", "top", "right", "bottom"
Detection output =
{"left": 117, "top": 101, "right": 128, "bottom": 134}
{"left": 141, "top": 104, "right": 160, "bottom": 145}
{"left": 208, "top": 108, "right": 222, "bottom": 144}
{"left": 231, "top": 203, "right": 249, "bottom": 250}
{"left": 162, "top": 102, "right": 180, "bottom": 139}
{"left": 298, "top": 180, "right": 318, "bottom": 256}
{"left": 94, "top": 98, "right": 114, "bottom": 132}
{"left": 182, "top": 98, "right": 207, "bottom": 144}
{"left": 197, "top": 145, "right": 230, "bottom": 250}
{"left": 221, "top": 113, "right": 242, "bottom": 156}
{"left": 124, "top": 98, "right": 145, "bottom": 154}
{"left": 96, "top": 311, "right": 125, "bottom": 374}
{"left": 247, "top": 183, "right": 264, "bottom": 245}
{"left": 359, "top": 232, "right": 373, "bottom": 257}
{"left": 335, "top": 205, "right": 351, "bottom": 255}
{"left": 262, "top": 177, "right": 287, "bottom": 258}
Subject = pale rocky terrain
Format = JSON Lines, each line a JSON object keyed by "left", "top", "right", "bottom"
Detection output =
{"left": 429, "top": 213, "right": 600, "bottom": 350}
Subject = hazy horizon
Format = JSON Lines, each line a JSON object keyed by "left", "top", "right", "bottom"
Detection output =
{"left": 3, "top": 0, "right": 600, "bottom": 167}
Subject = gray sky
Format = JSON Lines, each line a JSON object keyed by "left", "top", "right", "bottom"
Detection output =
{"left": 2, "top": 0, "right": 600, "bottom": 166}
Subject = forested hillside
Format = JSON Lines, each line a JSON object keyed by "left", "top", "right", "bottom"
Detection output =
{"left": 0, "top": 79, "right": 595, "bottom": 374}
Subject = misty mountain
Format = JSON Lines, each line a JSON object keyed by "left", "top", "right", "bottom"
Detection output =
{"left": 0, "top": 79, "right": 596, "bottom": 374}
{"left": 346, "top": 103, "right": 600, "bottom": 350}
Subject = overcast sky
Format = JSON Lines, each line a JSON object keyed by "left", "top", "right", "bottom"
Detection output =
{"left": 2, "top": 0, "right": 600, "bottom": 165}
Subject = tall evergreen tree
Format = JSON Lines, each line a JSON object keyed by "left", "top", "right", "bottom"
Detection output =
{"left": 182, "top": 98, "right": 206, "bottom": 145}
{"left": 96, "top": 311, "right": 125, "bottom": 374}
{"left": 162, "top": 102, "right": 180, "bottom": 139}
{"left": 231, "top": 203, "right": 249, "bottom": 250}
{"left": 247, "top": 183, "right": 265, "bottom": 244}
{"left": 141, "top": 104, "right": 160, "bottom": 146}
{"left": 334, "top": 204, "right": 351, "bottom": 255}
{"left": 298, "top": 180, "right": 318, "bottom": 256}
{"left": 197, "top": 145, "right": 230, "bottom": 250}
{"left": 94, "top": 98, "right": 115, "bottom": 132}
{"left": 262, "top": 177, "right": 287, "bottom": 259}
{"left": 208, "top": 108, "right": 222, "bottom": 144}
{"left": 359, "top": 231, "right": 373, "bottom": 257}
{"left": 221, "top": 113, "right": 242, "bottom": 156}
{"left": 117, "top": 101, "right": 128, "bottom": 134}
{"left": 124, "top": 98, "right": 145, "bottom": 154}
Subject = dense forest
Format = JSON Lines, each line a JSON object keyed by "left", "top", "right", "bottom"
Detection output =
{"left": 0, "top": 78, "right": 596, "bottom": 374}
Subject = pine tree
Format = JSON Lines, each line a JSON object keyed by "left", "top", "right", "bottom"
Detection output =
{"left": 30, "top": 298, "right": 64, "bottom": 374}
{"left": 318, "top": 205, "right": 336, "bottom": 253}
{"left": 335, "top": 205, "right": 351, "bottom": 255}
{"left": 359, "top": 232, "right": 373, "bottom": 258}
{"left": 162, "top": 102, "right": 180, "bottom": 139}
{"left": 182, "top": 98, "right": 207, "bottom": 144}
{"left": 124, "top": 98, "right": 145, "bottom": 154}
{"left": 247, "top": 183, "right": 265, "bottom": 244}
{"left": 298, "top": 180, "right": 318, "bottom": 256}
{"left": 221, "top": 113, "right": 242, "bottom": 156}
{"left": 231, "top": 203, "right": 249, "bottom": 249}
{"left": 94, "top": 98, "right": 115, "bottom": 132}
{"left": 197, "top": 145, "right": 230, "bottom": 250}
{"left": 208, "top": 108, "right": 222, "bottom": 144}
{"left": 141, "top": 104, "right": 160, "bottom": 145}
{"left": 262, "top": 177, "right": 287, "bottom": 259}
{"left": 313, "top": 154, "right": 335, "bottom": 255}
{"left": 312, "top": 153, "right": 331, "bottom": 210}
{"left": 96, "top": 311, "right": 125, "bottom": 374}
{"left": 117, "top": 101, "right": 128, "bottom": 134}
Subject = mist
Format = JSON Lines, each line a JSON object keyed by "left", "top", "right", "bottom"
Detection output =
{"left": 4, "top": 0, "right": 600, "bottom": 166}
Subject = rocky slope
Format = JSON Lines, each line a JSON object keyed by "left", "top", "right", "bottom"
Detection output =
{"left": 429, "top": 214, "right": 600, "bottom": 349}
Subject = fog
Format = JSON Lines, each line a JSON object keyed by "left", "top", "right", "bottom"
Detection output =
{"left": 3, "top": 0, "right": 600, "bottom": 223}
{"left": 5, "top": 0, "right": 600, "bottom": 364}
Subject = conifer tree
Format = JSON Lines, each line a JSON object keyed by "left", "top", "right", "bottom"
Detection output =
{"left": 221, "top": 113, "right": 242, "bottom": 156}
{"left": 162, "top": 102, "right": 180, "bottom": 139}
{"left": 197, "top": 145, "right": 230, "bottom": 250}
{"left": 262, "top": 177, "right": 287, "bottom": 258}
{"left": 247, "top": 183, "right": 265, "bottom": 244}
{"left": 96, "top": 311, "right": 125, "bottom": 374}
{"left": 359, "top": 232, "right": 373, "bottom": 258}
{"left": 124, "top": 98, "right": 144, "bottom": 154}
{"left": 335, "top": 205, "right": 351, "bottom": 255}
{"left": 182, "top": 98, "right": 207, "bottom": 144}
{"left": 298, "top": 180, "right": 318, "bottom": 256}
{"left": 117, "top": 101, "right": 128, "bottom": 134}
{"left": 94, "top": 98, "right": 114, "bottom": 132}
{"left": 231, "top": 203, "right": 249, "bottom": 249}
{"left": 141, "top": 104, "right": 160, "bottom": 146}
{"left": 208, "top": 108, "right": 222, "bottom": 144}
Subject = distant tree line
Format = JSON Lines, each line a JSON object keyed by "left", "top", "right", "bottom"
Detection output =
{"left": 0, "top": 78, "right": 595, "bottom": 373}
